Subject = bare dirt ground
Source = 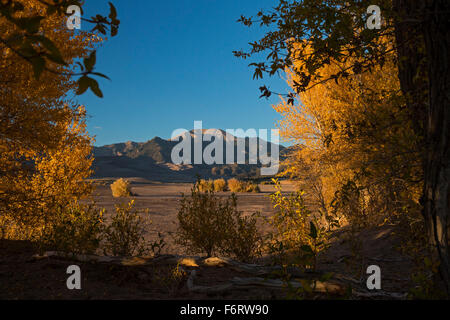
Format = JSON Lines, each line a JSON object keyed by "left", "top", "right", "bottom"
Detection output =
{"left": 0, "top": 181, "right": 420, "bottom": 300}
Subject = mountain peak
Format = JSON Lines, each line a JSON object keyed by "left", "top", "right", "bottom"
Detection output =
{"left": 170, "top": 128, "right": 234, "bottom": 141}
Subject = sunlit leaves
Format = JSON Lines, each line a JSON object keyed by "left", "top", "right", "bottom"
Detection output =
{"left": 0, "top": 2, "right": 100, "bottom": 233}
{"left": 0, "top": 0, "right": 120, "bottom": 97}
{"left": 236, "top": 0, "right": 394, "bottom": 95}
{"left": 273, "top": 46, "right": 422, "bottom": 232}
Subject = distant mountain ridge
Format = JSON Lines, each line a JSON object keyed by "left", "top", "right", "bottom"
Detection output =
{"left": 92, "top": 130, "right": 291, "bottom": 182}
{"left": 94, "top": 136, "right": 174, "bottom": 163}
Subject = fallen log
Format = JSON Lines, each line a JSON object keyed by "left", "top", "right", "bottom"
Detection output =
{"left": 32, "top": 251, "right": 204, "bottom": 267}
{"left": 32, "top": 252, "right": 408, "bottom": 299}
{"left": 186, "top": 269, "right": 344, "bottom": 295}
{"left": 203, "top": 257, "right": 324, "bottom": 279}
{"left": 352, "top": 289, "right": 408, "bottom": 299}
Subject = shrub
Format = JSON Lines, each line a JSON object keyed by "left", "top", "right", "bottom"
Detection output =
{"left": 176, "top": 184, "right": 261, "bottom": 260}
{"left": 244, "top": 182, "right": 261, "bottom": 193}
{"left": 197, "top": 179, "right": 214, "bottom": 192}
{"left": 223, "top": 212, "right": 261, "bottom": 261}
{"left": 330, "top": 179, "right": 369, "bottom": 228}
{"left": 41, "top": 203, "right": 104, "bottom": 255}
{"left": 228, "top": 178, "right": 244, "bottom": 192}
{"left": 227, "top": 179, "right": 260, "bottom": 193}
{"left": 267, "top": 179, "right": 328, "bottom": 269}
{"left": 213, "top": 178, "right": 227, "bottom": 192}
{"left": 153, "top": 262, "right": 188, "bottom": 295}
{"left": 110, "top": 178, "right": 132, "bottom": 198}
{"left": 102, "top": 200, "right": 150, "bottom": 256}
{"left": 149, "top": 232, "right": 167, "bottom": 257}
{"left": 0, "top": 215, "right": 32, "bottom": 241}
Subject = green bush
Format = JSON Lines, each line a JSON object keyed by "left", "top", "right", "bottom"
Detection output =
{"left": 223, "top": 212, "right": 261, "bottom": 261}
{"left": 38, "top": 199, "right": 164, "bottom": 258}
{"left": 267, "top": 179, "right": 329, "bottom": 270}
{"left": 176, "top": 184, "right": 261, "bottom": 260}
{"left": 102, "top": 200, "right": 150, "bottom": 256}
{"left": 41, "top": 203, "right": 104, "bottom": 255}
{"left": 110, "top": 178, "right": 132, "bottom": 198}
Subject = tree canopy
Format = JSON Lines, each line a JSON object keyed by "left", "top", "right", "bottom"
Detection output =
{"left": 237, "top": 0, "right": 450, "bottom": 294}
{"left": 0, "top": 0, "right": 120, "bottom": 97}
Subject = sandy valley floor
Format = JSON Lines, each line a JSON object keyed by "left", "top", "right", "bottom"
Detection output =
{"left": 91, "top": 179, "right": 297, "bottom": 255}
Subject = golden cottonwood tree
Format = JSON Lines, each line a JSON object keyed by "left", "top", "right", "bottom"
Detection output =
{"left": 0, "top": 1, "right": 97, "bottom": 238}
{"left": 274, "top": 43, "right": 422, "bottom": 228}
{"left": 239, "top": 0, "right": 450, "bottom": 293}
{"left": 0, "top": 0, "right": 119, "bottom": 95}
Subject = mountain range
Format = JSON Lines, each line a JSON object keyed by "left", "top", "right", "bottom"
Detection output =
{"left": 92, "top": 129, "right": 292, "bottom": 182}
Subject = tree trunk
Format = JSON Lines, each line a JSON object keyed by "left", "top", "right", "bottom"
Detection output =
{"left": 393, "top": 0, "right": 450, "bottom": 294}
{"left": 421, "top": 0, "right": 450, "bottom": 294}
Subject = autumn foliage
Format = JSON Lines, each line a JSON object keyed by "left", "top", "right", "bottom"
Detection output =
{"left": 227, "top": 179, "right": 260, "bottom": 193}
{"left": 0, "top": 1, "right": 98, "bottom": 240}
{"left": 273, "top": 43, "right": 422, "bottom": 230}
{"left": 176, "top": 182, "right": 261, "bottom": 260}
{"left": 110, "top": 178, "right": 132, "bottom": 198}
{"left": 213, "top": 178, "right": 227, "bottom": 192}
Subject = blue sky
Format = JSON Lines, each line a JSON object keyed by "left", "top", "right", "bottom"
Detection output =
{"left": 77, "top": 0, "right": 287, "bottom": 146}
